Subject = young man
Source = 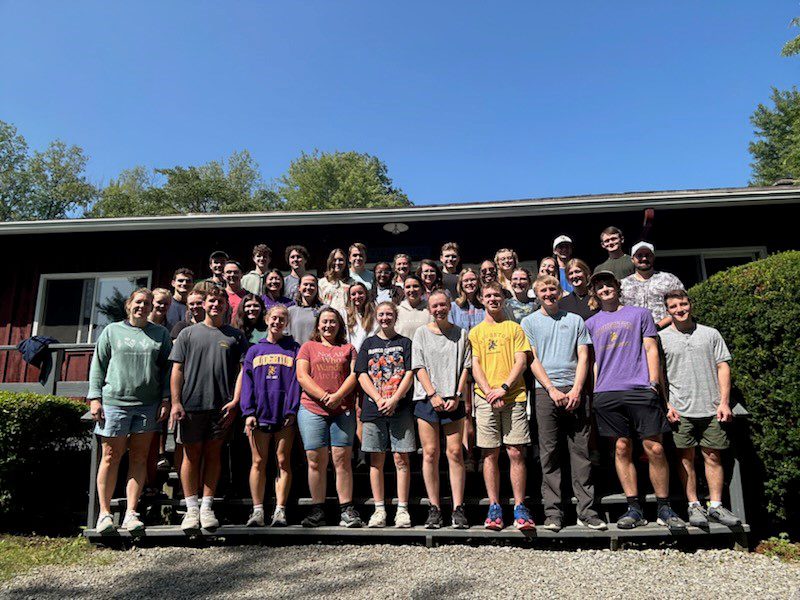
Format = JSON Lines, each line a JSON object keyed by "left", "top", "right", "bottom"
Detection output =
{"left": 585, "top": 271, "right": 686, "bottom": 531}
{"left": 241, "top": 244, "right": 272, "bottom": 295}
{"left": 469, "top": 281, "right": 536, "bottom": 531}
{"left": 521, "top": 275, "right": 606, "bottom": 531}
{"left": 348, "top": 242, "right": 374, "bottom": 291}
{"left": 201, "top": 251, "right": 229, "bottom": 288}
{"left": 440, "top": 242, "right": 461, "bottom": 297}
{"left": 223, "top": 260, "right": 247, "bottom": 317}
{"left": 552, "top": 235, "right": 574, "bottom": 294}
{"left": 621, "top": 242, "right": 684, "bottom": 329}
{"left": 284, "top": 245, "right": 309, "bottom": 299}
{"left": 170, "top": 287, "right": 248, "bottom": 531}
{"left": 594, "top": 226, "right": 635, "bottom": 280}
{"left": 659, "top": 290, "right": 742, "bottom": 527}
{"left": 165, "top": 268, "right": 194, "bottom": 332}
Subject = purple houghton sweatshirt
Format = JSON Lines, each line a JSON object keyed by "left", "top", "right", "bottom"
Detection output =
{"left": 240, "top": 335, "right": 301, "bottom": 427}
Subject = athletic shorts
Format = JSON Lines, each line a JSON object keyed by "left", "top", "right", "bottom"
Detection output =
{"left": 474, "top": 393, "right": 530, "bottom": 448}
{"left": 414, "top": 397, "right": 466, "bottom": 425}
{"left": 94, "top": 403, "right": 161, "bottom": 438}
{"left": 361, "top": 408, "right": 416, "bottom": 453}
{"left": 176, "top": 409, "right": 231, "bottom": 444}
{"left": 593, "top": 389, "right": 670, "bottom": 439}
{"left": 297, "top": 405, "right": 356, "bottom": 451}
{"left": 673, "top": 415, "right": 730, "bottom": 449}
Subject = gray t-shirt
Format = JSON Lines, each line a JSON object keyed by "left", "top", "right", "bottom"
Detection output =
{"left": 658, "top": 323, "right": 732, "bottom": 418}
{"left": 284, "top": 274, "right": 300, "bottom": 300}
{"left": 169, "top": 323, "right": 248, "bottom": 412}
{"left": 287, "top": 304, "right": 319, "bottom": 345}
{"left": 411, "top": 324, "right": 471, "bottom": 400}
{"left": 594, "top": 254, "right": 635, "bottom": 281}
{"left": 520, "top": 309, "right": 591, "bottom": 388}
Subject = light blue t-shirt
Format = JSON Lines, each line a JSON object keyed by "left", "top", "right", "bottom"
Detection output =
{"left": 520, "top": 309, "right": 591, "bottom": 388}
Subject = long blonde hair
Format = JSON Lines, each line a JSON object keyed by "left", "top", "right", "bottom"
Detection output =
{"left": 345, "top": 282, "right": 376, "bottom": 334}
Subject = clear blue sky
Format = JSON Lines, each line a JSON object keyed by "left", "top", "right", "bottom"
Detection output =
{"left": 2, "top": 1, "right": 798, "bottom": 205}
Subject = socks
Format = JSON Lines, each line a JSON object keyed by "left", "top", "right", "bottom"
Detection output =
{"left": 276, "top": 504, "right": 285, "bottom": 511}
{"left": 656, "top": 497, "right": 670, "bottom": 510}
{"left": 253, "top": 504, "right": 263, "bottom": 513}
{"left": 398, "top": 502, "right": 408, "bottom": 511}
{"left": 185, "top": 495, "right": 199, "bottom": 510}
{"left": 375, "top": 501, "right": 385, "bottom": 511}
{"left": 340, "top": 501, "right": 353, "bottom": 512}
{"left": 688, "top": 501, "right": 702, "bottom": 508}
{"left": 709, "top": 500, "right": 722, "bottom": 509}
{"left": 201, "top": 496, "right": 213, "bottom": 510}
{"left": 626, "top": 496, "right": 642, "bottom": 512}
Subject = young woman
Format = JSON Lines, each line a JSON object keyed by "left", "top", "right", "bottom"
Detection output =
{"left": 355, "top": 302, "right": 416, "bottom": 528}
{"left": 288, "top": 274, "right": 324, "bottom": 343}
{"left": 296, "top": 308, "right": 361, "bottom": 528}
{"left": 505, "top": 267, "right": 539, "bottom": 323}
{"left": 170, "top": 289, "right": 206, "bottom": 340}
{"left": 559, "top": 258, "right": 599, "bottom": 321}
{"left": 538, "top": 256, "right": 558, "bottom": 277}
{"left": 494, "top": 248, "right": 519, "bottom": 294}
{"left": 318, "top": 248, "right": 352, "bottom": 316}
{"left": 233, "top": 293, "right": 268, "bottom": 344}
{"left": 88, "top": 288, "right": 172, "bottom": 534}
{"left": 395, "top": 274, "right": 433, "bottom": 339}
{"left": 262, "top": 268, "right": 296, "bottom": 310}
{"left": 372, "top": 262, "right": 401, "bottom": 304}
{"left": 241, "top": 305, "right": 301, "bottom": 528}
{"left": 416, "top": 259, "right": 448, "bottom": 302}
{"left": 449, "top": 268, "right": 485, "bottom": 333}
{"left": 148, "top": 288, "right": 172, "bottom": 326}
{"left": 345, "top": 282, "right": 379, "bottom": 352}
{"left": 392, "top": 253, "right": 412, "bottom": 288}
{"left": 413, "top": 291, "right": 471, "bottom": 529}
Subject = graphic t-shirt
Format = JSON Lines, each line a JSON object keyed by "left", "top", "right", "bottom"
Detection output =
{"left": 585, "top": 306, "right": 657, "bottom": 393}
{"left": 505, "top": 297, "right": 539, "bottom": 323}
{"left": 521, "top": 310, "right": 591, "bottom": 388}
{"left": 468, "top": 319, "right": 531, "bottom": 403}
{"left": 355, "top": 334, "right": 413, "bottom": 422}
{"left": 296, "top": 341, "right": 357, "bottom": 416}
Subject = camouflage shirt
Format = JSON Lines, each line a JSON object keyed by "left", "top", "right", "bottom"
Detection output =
{"left": 620, "top": 271, "right": 684, "bottom": 323}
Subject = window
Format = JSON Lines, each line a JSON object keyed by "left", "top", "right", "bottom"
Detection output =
{"left": 656, "top": 247, "right": 767, "bottom": 288}
{"left": 33, "top": 272, "right": 152, "bottom": 343}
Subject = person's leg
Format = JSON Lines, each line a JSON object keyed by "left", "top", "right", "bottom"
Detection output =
{"left": 331, "top": 446, "right": 354, "bottom": 504}
{"left": 506, "top": 444, "right": 527, "bottom": 507}
{"left": 535, "top": 389, "right": 562, "bottom": 518}
{"left": 394, "top": 452, "right": 411, "bottom": 505}
{"left": 274, "top": 426, "right": 294, "bottom": 507}
{"left": 482, "top": 447, "right": 501, "bottom": 504}
{"left": 201, "top": 438, "right": 225, "bottom": 497}
{"left": 369, "top": 452, "right": 386, "bottom": 504}
{"left": 97, "top": 436, "right": 128, "bottom": 515}
{"left": 678, "top": 447, "right": 698, "bottom": 502}
{"left": 443, "top": 420, "right": 466, "bottom": 507}
{"left": 642, "top": 435, "right": 669, "bottom": 498}
{"left": 614, "top": 437, "right": 638, "bottom": 497}
{"left": 145, "top": 432, "right": 160, "bottom": 490}
{"left": 567, "top": 397, "right": 598, "bottom": 519}
{"left": 306, "top": 448, "right": 329, "bottom": 503}
{"left": 126, "top": 432, "right": 155, "bottom": 513}
{"left": 180, "top": 442, "right": 203, "bottom": 500}
{"left": 248, "top": 429, "right": 272, "bottom": 507}
{"left": 702, "top": 447, "right": 724, "bottom": 504}
{"left": 417, "top": 419, "right": 441, "bottom": 507}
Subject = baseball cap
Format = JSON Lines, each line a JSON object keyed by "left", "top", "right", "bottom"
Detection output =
{"left": 589, "top": 270, "right": 618, "bottom": 285}
{"left": 209, "top": 250, "right": 229, "bottom": 261}
{"left": 631, "top": 241, "right": 655, "bottom": 255}
{"left": 552, "top": 235, "right": 573, "bottom": 250}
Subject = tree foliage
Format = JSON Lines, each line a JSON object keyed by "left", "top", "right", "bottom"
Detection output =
{"left": 748, "top": 88, "right": 800, "bottom": 186}
{"left": 0, "top": 120, "right": 96, "bottom": 221}
{"left": 781, "top": 17, "right": 800, "bottom": 57}
{"left": 277, "top": 150, "right": 410, "bottom": 211}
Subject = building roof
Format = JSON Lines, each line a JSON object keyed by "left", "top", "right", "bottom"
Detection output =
{"left": 1, "top": 185, "right": 798, "bottom": 236}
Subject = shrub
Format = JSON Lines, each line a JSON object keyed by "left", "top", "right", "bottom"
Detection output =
{"left": 689, "top": 251, "right": 800, "bottom": 525}
{"left": 0, "top": 392, "right": 90, "bottom": 534}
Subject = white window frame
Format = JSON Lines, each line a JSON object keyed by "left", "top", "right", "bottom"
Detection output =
{"left": 657, "top": 246, "right": 767, "bottom": 281}
{"left": 32, "top": 271, "right": 153, "bottom": 343}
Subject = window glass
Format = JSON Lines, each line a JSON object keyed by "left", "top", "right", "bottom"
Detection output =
{"left": 91, "top": 276, "right": 149, "bottom": 341}
{"left": 39, "top": 279, "right": 87, "bottom": 343}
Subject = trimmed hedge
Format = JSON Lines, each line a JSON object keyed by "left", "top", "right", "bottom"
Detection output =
{"left": 690, "top": 251, "right": 800, "bottom": 525}
{"left": 0, "top": 392, "right": 90, "bottom": 534}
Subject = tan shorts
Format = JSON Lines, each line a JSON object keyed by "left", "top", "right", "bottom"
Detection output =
{"left": 474, "top": 393, "right": 531, "bottom": 448}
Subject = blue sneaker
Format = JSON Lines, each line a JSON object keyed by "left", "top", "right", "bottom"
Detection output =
{"left": 484, "top": 503, "right": 504, "bottom": 530}
{"left": 657, "top": 505, "right": 687, "bottom": 531}
{"left": 513, "top": 504, "right": 536, "bottom": 530}
{"left": 617, "top": 506, "right": 647, "bottom": 529}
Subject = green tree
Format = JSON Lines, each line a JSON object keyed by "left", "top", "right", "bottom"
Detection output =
{"left": 0, "top": 121, "right": 29, "bottom": 222}
{"left": 277, "top": 150, "right": 411, "bottom": 211}
{"left": 781, "top": 17, "right": 800, "bottom": 56}
{"left": 88, "top": 150, "right": 279, "bottom": 217}
{"left": 748, "top": 88, "right": 800, "bottom": 186}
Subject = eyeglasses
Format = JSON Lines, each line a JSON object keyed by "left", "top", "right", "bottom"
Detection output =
{"left": 480, "top": 268, "right": 497, "bottom": 273}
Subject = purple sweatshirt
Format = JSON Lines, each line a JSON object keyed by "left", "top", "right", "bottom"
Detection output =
{"left": 240, "top": 335, "right": 301, "bottom": 427}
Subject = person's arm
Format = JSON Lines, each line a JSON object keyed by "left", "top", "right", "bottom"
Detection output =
{"left": 87, "top": 329, "right": 111, "bottom": 422}
{"left": 296, "top": 359, "right": 330, "bottom": 402}
{"left": 502, "top": 351, "right": 528, "bottom": 401}
{"left": 471, "top": 354, "right": 493, "bottom": 399}
{"left": 716, "top": 361, "right": 733, "bottom": 422}
{"left": 529, "top": 346, "right": 566, "bottom": 407}
{"left": 358, "top": 372, "right": 383, "bottom": 403}
{"left": 415, "top": 366, "right": 445, "bottom": 411}
{"left": 284, "top": 350, "right": 302, "bottom": 425}
{"left": 565, "top": 344, "right": 589, "bottom": 411}
{"left": 643, "top": 337, "right": 661, "bottom": 394}
{"left": 656, "top": 315, "right": 673, "bottom": 329}
{"left": 169, "top": 362, "right": 186, "bottom": 423}
{"left": 328, "top": 358, "right": 358, "bottom": 409}
{"left": 384, "top": 370, "right": 414, "bottom": 416}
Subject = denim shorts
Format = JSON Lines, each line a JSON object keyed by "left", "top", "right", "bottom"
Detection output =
{"left": 297, "top": 405, "right": 356, "bottom": 451}
{"left": 361, "top": 407, "right": 417, "bottom": 453}
{"left": 94, "top": 402, "right": 161, "bottom": 438}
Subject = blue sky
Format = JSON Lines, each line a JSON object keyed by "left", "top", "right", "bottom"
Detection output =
{"left": 2, "top": 1, "right": 798, "bottom": 205}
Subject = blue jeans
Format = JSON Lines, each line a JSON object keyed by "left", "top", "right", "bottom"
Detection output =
{"left": 297, "top": 405, "right": 356, "bottom": 451}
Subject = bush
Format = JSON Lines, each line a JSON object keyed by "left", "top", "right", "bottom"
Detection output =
{"left": 0, "top": 392, "right": 90, "bottom": 534}
{"left": 690, "top": 251, "right": 800, "bottom": 526}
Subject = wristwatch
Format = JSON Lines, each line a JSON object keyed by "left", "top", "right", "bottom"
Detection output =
{"left": 455, "top": 391, "right": 463, "bottom": 399}
{"left": 501, "top": 383, "right": 510, "bottom": 392}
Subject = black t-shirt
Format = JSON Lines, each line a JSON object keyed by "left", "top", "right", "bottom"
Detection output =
{"left": 355, "top": 333, "right": 413, "bottom": 422}
{"left": 442, "top": 272, "right": 459, "bottom": 297}
{"left": 559, "top": 292, "right": 598, "bottom": 322}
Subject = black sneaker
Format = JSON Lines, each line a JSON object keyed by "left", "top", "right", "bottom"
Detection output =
{"left": 657, "top": 505, "right": 687, "bottom": 531}
{"left": 577, "top": 515, "right": 608, "bottom": 530}
{"left": 339, "top": 505, "right": 363, "bottom": 528}
{"left": 425, "top": 505, "right": 443, "bottom": 529}
{"left": 617, "top": 507, "right": 647, "bottom": 529}
{"left": 301, "top": 505, "right": 327, "bottom": 528}
{"left": 451, "top": 505, "right": 469, "bottom": 529}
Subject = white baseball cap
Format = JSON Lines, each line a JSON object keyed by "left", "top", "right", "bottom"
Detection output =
{"left": 631, "top": 241, "right": 655, "bottom": 255}
{"left": 552, "top": 235, "right": 573, "bottom": 250}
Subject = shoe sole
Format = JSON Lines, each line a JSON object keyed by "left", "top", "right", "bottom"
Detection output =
{"left": 708, "top": 516, "right": 741, "bottom": 527}
{"left": 270, "top": 521, "right": 288, "bottom": 528}
{"left": 541, "top": 525, "right": 561, "bottom": 532}
{"left": 97, "top": 525, "right": 116, "bottom": 535}
{"left": 576, "top": 519, "right": 608, "bottom": 531}
{"left": 484, "top": 523, "right": 504, "bottom": 531}
{"left": 246, "top": 522, "right": 265, "bottom": 527}
{"left": 201, "top": 523, "right": 219, "bottom": 531}
{"left": 451, "top": 522, "right": 469, "bottom": 529}
{"left": 123, "top": 524, "right": 145, "bottom": 534}
{"left": 395, "top": 523, "right": 412, "bottom": 529}
{"left": 689, "top": 520, "right": 709, "bottom": 528}
{"left": 617, "top": 519, "right": 647, "bottom": 529}
{"left": 339, "top": 521, "right": 363, "bottom": 528}
{"left": 425, "top": 523, "right": 442, "bottom": 530}
{"left": 515, "top": 522, "right": 536, "bottom": 531}
{"left": 301, "top": 522, "right": 325, "bottom": 528}
{"left": 656, "top": 518, "right": 687, "bottom": 531}
{"left": 367, "top": 523, "right": 386, "bottom": 528}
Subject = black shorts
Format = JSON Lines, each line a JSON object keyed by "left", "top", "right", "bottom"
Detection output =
{"left": 176, "top": 410, "right": 231, "bottom": 444}
{"left": 414, "top": 398, "right": 466, "bottom": 425}
{"left": 592, "top": 389, "right": 670, "bottom": 440}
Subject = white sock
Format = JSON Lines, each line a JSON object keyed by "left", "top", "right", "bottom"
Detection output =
{"left": 185, "top": 495, "right": 199, "bottom": 510}
{"left": 276, "top": 504, "right": 285, "bottom": 511}
{"left": 688, "top": 501, "right": 701, "bottom": 508}
{"left": 253, "top": 504, "right": 263, "bottom": 512}
{"left": 398, "top": 502, "right": 408, "bottom": 510}
{"left": 709, "top": 500, "right": 722, "bottom": 509}
{"left": 201, "top": 496, "right": 213, "bottom": 510}
{"left": 375, "top": 502, "right": 385, "bottom": 511}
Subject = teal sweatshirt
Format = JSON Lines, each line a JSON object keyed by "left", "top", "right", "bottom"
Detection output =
{"left": 88, "top": 321, "right": 173, "bottom": 407}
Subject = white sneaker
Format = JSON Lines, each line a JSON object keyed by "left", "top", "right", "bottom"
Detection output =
{"left": 394, "top": 508, "right": 412, "bottom": 529}
{"left": 368, "top": 508, "right": 387, "bottom": 528}
{"left": 246, "top": 509, "right": 265, "bottom": 527}
{"left": 271, "top": 507, "right": 287, "bottom": 527}
{"left": 181, "top": 506, "right": 201, "bottom": 532}
{"left": 200, "top": 506, "right": 220, "bottom": 530}
{"left": 96, "top": 512, "right": 115, "bottom": 534}
{"left": 121, "top": 511, "right": 145, "bottom": 533}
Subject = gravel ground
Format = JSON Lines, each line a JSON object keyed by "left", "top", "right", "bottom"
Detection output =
{"left": 2, "top": 545, "right": 798, "bottom": 599}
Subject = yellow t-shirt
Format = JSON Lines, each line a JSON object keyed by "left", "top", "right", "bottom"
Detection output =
{"left": 468, "top": 319, "right": 531, "bottom": 403}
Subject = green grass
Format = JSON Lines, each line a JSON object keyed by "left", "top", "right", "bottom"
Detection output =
{"left": 0, "top": 535, "right": 115, "bottom": 583}
{"left": 755, "top": 533, "right": 800, "bottom": 562}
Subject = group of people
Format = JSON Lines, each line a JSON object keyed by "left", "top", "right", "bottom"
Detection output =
{"left": 87, "top": 227, "right": 742, "bottom": 535}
